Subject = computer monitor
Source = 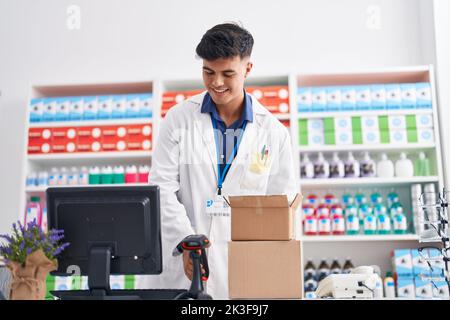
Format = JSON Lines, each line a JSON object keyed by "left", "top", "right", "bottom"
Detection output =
{"left": 46, "top": 185, "right": 176, "bottom": 299}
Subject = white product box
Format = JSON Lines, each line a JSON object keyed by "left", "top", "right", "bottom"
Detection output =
{"left": 400, "top": 83, "right": 417, "bottom": 109}
{"left": 29, "top": 98, "right": 43, "bottom": 122}
{"left": 326, "top": 86, "right": 341, "bottom": 111}
{"left": 341, "top": 86, "right": 356, "bottom": 111}
{"left": 396, "top": 278, "right": 415, "bottom": 299}
{"left": 417, "top": 128, "right": 435, "bottom": 143}
{"left": 416, "top": 83, "right": 432, "bottom": 109}
{"left": 69, "top": 96, "right": 84, "bottom": 120}
{"left": 55, "top": 97, "right": 70, "bottom": 121}
{"left": 308, "top": 132, "right": 325, "bottom": 146}
{"left": 414, "top": 277, "right": 433, "bottom": 299}
{"left": 390, "top": 129, "right": 408, "bottom": 144}
{"left": 385, "top": 84, "right": 402, "bottom": 110}
{"left": 307, "top": 118, "right": 324, "bottom": 132}
{"left": 335, "top": 130, "right": 352, "bottom": 145}
{"left": 362, "top": 130, "right": 381, "bottom": 144}
{"left": 370, "top": 84, "right": 386, "bottom": 110}
{"left": 411, "top": 249, "right": 431, "bottom": 276}
{"left": 110, "top": 275, "right": 126, "bottom": 290}
{"left": 311, "top": 87, "right": 327, "bottom": 112}
{"left": 125, "top": 94, "right": 140, "bottom": 118}
{"left": 334, "top": 116, "right": 352, "bottom": 131}
{"left": 139, "top": 93, "right": 153, "bottom": 118}
{"left": 297, "top": 87, "right": 312, "bottom": 112}
{"left": 111, "top": 95, "right": 126, "bottom": 119}
{"left": 416, "top": 113, "right": 433, "bottom": 128}
{"left": 392, "top": 249, "right": 413, "bottom": 277}
{"left": 388, "top": 115, "right": 406, "bottom": 129}
{"left": 433, "top": 281, "right": 450, "bottom": 299}
{"left": 355, "top": 85, "right": 371, "bottom": 110}
{"left": 428, "top": 248, "right": 445, "bottom": 277}
{"left": 361, "top": 116, "right": 379, "bottom": 131}
{"left": 97, "top": 96, "right": 112, "bottom": 119}
{"left": 83, "top": 96, "right": 98, "bottom": 120}
{"left": 54, "top": 276, "right": 73, "bottom": 291}
{"left": 42, "top": 98, "right": 56, "bottom": 121}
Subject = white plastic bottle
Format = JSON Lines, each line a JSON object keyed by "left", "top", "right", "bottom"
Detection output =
{"left": 300, "top": 154, "right": 315, "bottom": 179}
{"left": 376, "top": 153, "right": 394, "bottom": 178}
{"left": 395, "top": 152, "right": 414, "bottom": 178}
{"left": 384, "top": 273, "right": 396, "bottom": 299}
{"left": 344, "top": 152, "right": 360, "bottom": 178}
{"left": 68, "top": 167, "right": 79, "bottom": 185}
{"left": 329, "top": 152, "right": 345, "bottom": 178}
{"left": 48, "top": 167, "right": 59, "bottom": 186}
{"left": 57, "top": 167, "right": 68, "bottom": 185}
{"left": 78, "top": 166, "right": 89, "bottom": 185}
{"left": 314, "top": 152, "right": 329, "bottom": 179}
{"left": 360, "top": 152, "right": 376, "bottom": 178}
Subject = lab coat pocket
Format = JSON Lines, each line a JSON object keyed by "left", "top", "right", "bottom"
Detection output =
{"left": 239, "top": 152, "right": 271, "bottom": 192}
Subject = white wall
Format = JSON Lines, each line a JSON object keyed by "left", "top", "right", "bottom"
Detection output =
{"left": 431, "top": 0, "right": 450, "bottom": 187}
{"left": 0, "top": 0, "right": 437, "bottom": 233}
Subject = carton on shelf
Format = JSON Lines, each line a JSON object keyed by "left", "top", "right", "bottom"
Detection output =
{"left": 228, "top": 193, "right": 302, "bottom": 241}
{"left": 228, "top": 240, "right": 302, "bottom": 299}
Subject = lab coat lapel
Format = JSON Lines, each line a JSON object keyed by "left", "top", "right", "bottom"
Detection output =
{"left": 191, "top": 95, "right": 218, "bottom": 180}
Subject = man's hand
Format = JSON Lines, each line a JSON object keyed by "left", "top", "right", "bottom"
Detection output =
{"left": 183, "top": 251, "right": 194, "bottom": 280}
{"left": 182, "top": 251, "right": 206, "bottom": 281}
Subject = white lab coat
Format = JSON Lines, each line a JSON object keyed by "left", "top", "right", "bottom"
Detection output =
{"left": 142, "top": 91, "right": 298, "bottom": 299}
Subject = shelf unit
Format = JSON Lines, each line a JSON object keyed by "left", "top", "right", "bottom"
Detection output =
{"left": 300, "top": 176, "right": 439, "bottom": 188}
{"left": 20, "top": 80, "right": 156, "bottom": 223}
{"left": 20, "top": 65, "right": 445, "bottom": 297}
{"left": 290, "top": 65, "right": 445, "bottom": 284}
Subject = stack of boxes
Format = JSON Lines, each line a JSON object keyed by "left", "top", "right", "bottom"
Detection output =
{"left": 298, "top": 113, "right": 434, "bottom": 147}
{"left": 227, "top": 194, "right": 302, "bottom": 299}
{"left": 297, "top": 82, "right": 432, "bottom": 113}
{"left": 30, "top": 94, "right": 153, "bottom": 123}
{"left": 392, "top": 248, "right": 449, "bottom": 299}
{"left": 246, "top": 85, "right": 290, "bottom": 118}
{"left": 161, "top": 90, "right": 203, "bottom": 117}
{"left": 28, "top": 123, "right": 152, "bottom": 154}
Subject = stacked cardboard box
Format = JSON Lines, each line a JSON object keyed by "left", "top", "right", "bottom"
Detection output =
{"left": 227, "top": 193, "right": 303, "bottom": 299}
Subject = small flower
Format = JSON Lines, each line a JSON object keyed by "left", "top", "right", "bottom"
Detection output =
{"left": 2, "top": 220, "right": 69, "bottom": 264}
{"left": 0, "top": 234, "right": 13, "bottom": 243}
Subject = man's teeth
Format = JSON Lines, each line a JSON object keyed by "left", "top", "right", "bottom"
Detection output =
{"left": 213, "top": 88, "right": 228, "bottom": 93}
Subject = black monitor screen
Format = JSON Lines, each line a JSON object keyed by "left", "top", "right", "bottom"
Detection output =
{"left": 46, "top": 185, "right": 161, "bottom": 276}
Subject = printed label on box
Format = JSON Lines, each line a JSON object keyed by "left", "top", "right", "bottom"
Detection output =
{"left": 370, "top": 84, "right": 386, "bottom": 110}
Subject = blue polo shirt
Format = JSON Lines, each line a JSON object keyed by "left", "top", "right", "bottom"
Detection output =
{"left": 201, "top": 91, "right": 253, "bottom": 181}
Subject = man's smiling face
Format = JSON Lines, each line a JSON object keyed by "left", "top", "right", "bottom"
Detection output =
{"left": 202, "top": 56, "right": 252, "bottom": 107}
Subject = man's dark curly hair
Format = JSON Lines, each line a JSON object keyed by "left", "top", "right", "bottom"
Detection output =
{"left": 196, "top": 23, "right": 254, "bottom": 60}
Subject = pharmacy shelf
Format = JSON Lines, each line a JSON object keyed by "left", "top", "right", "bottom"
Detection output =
{"left": 301, "top": 234, "right": 419, "bottom": 242}
{"left": 297, "top": 108, "right": 433, "bottom": 119}
{"left": 298, "top": 143, "right": 436, "bottom": 153}
{"left": 28, "top": 118, "right": 153, "bottom": 128}
{"left": 25, "top": 183, "right": 148, "bottom": 193}
{"left": 300, "top": 176, "right": 439, "bottom": 188}
{"left": 27, "top": 151, "right": 152, "bottom": 165}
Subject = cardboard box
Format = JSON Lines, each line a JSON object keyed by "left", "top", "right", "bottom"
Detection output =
{"left": 228, "top": 194, "right": 301, "bottom": 241}
{"left": 228, "top": 240, "right": 302, "bottom": 299}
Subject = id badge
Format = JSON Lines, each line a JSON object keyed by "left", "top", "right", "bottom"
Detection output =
{"left": 205, "top": 195, "right": 231, "bottom": 218}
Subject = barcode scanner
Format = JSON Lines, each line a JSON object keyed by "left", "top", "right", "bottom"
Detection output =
{"left": 172, "top": 234, "right": 212, "bottom": 300}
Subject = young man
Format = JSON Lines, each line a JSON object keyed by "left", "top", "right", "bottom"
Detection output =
{"left": 149, "top": 23, "right": 298, "bottom": 299}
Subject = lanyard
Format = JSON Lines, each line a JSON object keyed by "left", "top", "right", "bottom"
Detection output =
{"left": 212, "top": 118, "right": 247, "bottom": 195}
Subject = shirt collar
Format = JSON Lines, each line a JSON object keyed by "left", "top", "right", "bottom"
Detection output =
{"left": 201, "top": 90, "right": 253, "bottom": 124}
